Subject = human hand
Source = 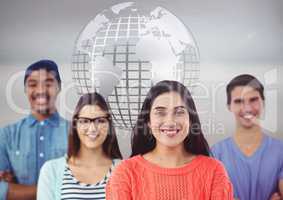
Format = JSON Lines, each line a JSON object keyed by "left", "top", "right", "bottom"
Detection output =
{"left": 270, "top": 192, "right": 282, "bottom": 200}
{"left": 0, "top": 171, "right": 16, "bottom": 183}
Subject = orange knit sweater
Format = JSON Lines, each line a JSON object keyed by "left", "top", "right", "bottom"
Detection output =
{"left": 106, "top": 155, "right": 233, "bottom": 200}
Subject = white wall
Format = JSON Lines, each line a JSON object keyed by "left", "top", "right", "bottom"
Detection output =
{"left": 1, "top": 63, "right": 282, "bottom": 157}
{"left": 0, "top": 0, "right": 282, "bottom": 157}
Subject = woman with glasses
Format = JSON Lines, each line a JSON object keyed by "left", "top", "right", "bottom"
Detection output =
{"left": 106, "top": 80, "right": 233, "bottom": 200}
{"left": 37, "top": 92, "right": 122, "bottom": 200}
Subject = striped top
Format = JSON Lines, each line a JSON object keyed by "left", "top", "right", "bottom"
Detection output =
{"left": 61, "top": 159, "right": 119, "bottom": 200}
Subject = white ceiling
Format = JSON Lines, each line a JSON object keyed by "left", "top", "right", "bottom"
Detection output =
{"left": 0, "top": 0, "right": 282, "bottom": 66}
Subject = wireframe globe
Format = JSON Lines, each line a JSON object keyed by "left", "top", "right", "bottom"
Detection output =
{"left": 72, "top": 2, "right": 200, "bottom": 129}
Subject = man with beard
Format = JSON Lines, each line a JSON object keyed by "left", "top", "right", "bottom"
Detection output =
{"left": 0, "top": 60, "right": 69, "bottom": 200}
{"left": 211, "top": 74, "right": 283, "bottom": 200}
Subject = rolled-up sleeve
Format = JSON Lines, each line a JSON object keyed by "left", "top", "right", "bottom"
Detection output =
{"left": 0, "top": 181, "right": 8, "bottom": 200}
{"left": 0, "top": 128, "right": 11, "bottom": 200}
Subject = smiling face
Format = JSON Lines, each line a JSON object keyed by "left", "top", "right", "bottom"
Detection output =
{"left": 228, "top": 86, "right": 264, "bottom": 129}
{"left": 148, "top": 92, "right": 190, "bottom": 150}
{"left": 76, "top": 105, "right": 109, "bottom": 151}
{"left": 25, "top": 69, "right": 60, "bottom": 118}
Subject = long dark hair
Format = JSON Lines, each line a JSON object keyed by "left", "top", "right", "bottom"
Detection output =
{"left": 131, "top": 80, "right": 210, "bottom": 157}
{"left": 67, "top": 92, "right": 122, "bottom": 159}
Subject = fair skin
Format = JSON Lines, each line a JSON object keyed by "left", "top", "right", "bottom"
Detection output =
{"left": 68, "top": 105, "right": 112, "bottom": 184}
{"left": 228, "top": 86, "right": 264, "bottom": 156}
{"left": 229, "top": 86, "right": 283, "bottom": 199}
{"left": 144, "top": 92, "right": 195, "bottom": 168}
{"left": 0, "top": 69, "right": 60, "bottom": 200}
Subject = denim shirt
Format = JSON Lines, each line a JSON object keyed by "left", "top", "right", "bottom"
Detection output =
{"left": 0, "top": 112, "right": 69, "bottom": 199}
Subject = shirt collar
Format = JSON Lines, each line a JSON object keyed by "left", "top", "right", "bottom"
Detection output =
{"left": 27, "top": 112, "right": 60, "bottom": 127}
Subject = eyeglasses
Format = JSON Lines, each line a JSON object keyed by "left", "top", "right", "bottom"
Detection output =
{"left": 76, "top": 116, "right": 109, "bottom": 129}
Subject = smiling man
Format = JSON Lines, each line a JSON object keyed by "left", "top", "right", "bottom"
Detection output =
{"left": 211, "top": 74, "right": 283, "bottom": 200}
{"left": 0, "top": 60, "right": 69, "bottom": 200}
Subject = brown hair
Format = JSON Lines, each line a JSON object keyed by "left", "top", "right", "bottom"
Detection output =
{"left": 67, "top": 92, "right": 122, "bottom": 159}
{"left": 226, "top": 74, "right": 265, "bottom": 105}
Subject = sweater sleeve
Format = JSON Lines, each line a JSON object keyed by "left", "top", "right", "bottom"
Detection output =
{"left": 210, "top": 161, "right": 234, "bottom": 200}
{"left": 37, "top": 160, "right": 56, "bottom": 200}
{"left": 106, "top": 161, "right": 132, "bottom": 200}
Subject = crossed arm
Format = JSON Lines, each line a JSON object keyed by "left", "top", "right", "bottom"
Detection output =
{"left": 0, "top": 131, "right": 36, "bottom": 200}
{"left": 269, "top": 179, "right": 283, "bottom": 200}
{"left": 0, "top": 171, "right": 36, "bottom": 200}
{"left": 7, "top": 183, "right": 36, "bottom": 200}
{"left": 280, "top": 179, "right": 283, "bottom": 196}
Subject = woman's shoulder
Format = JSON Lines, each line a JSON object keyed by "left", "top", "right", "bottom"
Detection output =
{"left": 117, "top": 155, "right": 141, "bottom": 165}
{"left": 106, "top": 156, "right": 142, "bottom": 184}
{"left": 41, "top": 156, "right": 66, "bottom": 173}
{"left": 112, "top": 155, "right": 143, "bottom": 173}
{"left": 195, "top": 155, "right": 225, "bottom": 171}
{"left": 46, "top": 156, "right": 66, "bottom": 165}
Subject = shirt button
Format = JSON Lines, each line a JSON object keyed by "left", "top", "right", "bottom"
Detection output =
{"left": 40, "top": 136, "right": 44, "bottom": 141}
{"left": 39, "top": 153, "right": 44, "bottom": 158}
{"left": 15, "top": 151, "right": 20, "bottom": 155}
{"left": 40, "top": 121, "right": 45, "bottom": 126}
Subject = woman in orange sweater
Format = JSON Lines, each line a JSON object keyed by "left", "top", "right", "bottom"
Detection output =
{"left": 107, "top": 80, "right": 233, "bottom": 200}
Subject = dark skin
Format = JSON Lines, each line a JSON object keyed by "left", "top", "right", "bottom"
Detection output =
{"left": 7, "top": 185, "right": 37, "bottom": 200}
{"left": 0, "top": 69, "right": 60, "bottom": 200}
{"left": 0, "top": 171, "right": 36, "bottom": 200}
{"left": 0, "top": 171, "right": 15, "bottom": 182}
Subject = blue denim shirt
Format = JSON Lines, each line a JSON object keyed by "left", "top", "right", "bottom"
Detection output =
{"left": 0, "top": 112, "right": 69, "bottom": 199}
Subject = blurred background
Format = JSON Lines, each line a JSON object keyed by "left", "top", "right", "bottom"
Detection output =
{"left": 0, "top": 0, "right": 282, "bottom": 157}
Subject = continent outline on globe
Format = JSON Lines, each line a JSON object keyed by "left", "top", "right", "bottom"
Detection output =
{"left": 72, "top": 2, "right": 200, "bottom": 129}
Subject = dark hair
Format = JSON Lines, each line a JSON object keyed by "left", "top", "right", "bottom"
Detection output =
{"left": 24, "top": 59, "right": 61, "bottom": 88}
{"left": 131, "top": 80, "right": 210, "bottom": 157}
{"left": 226, "top": 74, "right": 265, "bottom": 105}
{"left": 67, "top": 92, "right": 122, "bottom": 159}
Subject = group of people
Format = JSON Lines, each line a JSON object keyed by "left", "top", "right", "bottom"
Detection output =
{"left": 0, "top": 59, "right": 282, "bottom": 200}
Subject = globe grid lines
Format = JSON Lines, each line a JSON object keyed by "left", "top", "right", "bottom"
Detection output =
{"left": 72, "top": 10, "right": 200, "bottom": 129}
{"left": 106, "top": 43, "right": 151, "bottom": 129}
